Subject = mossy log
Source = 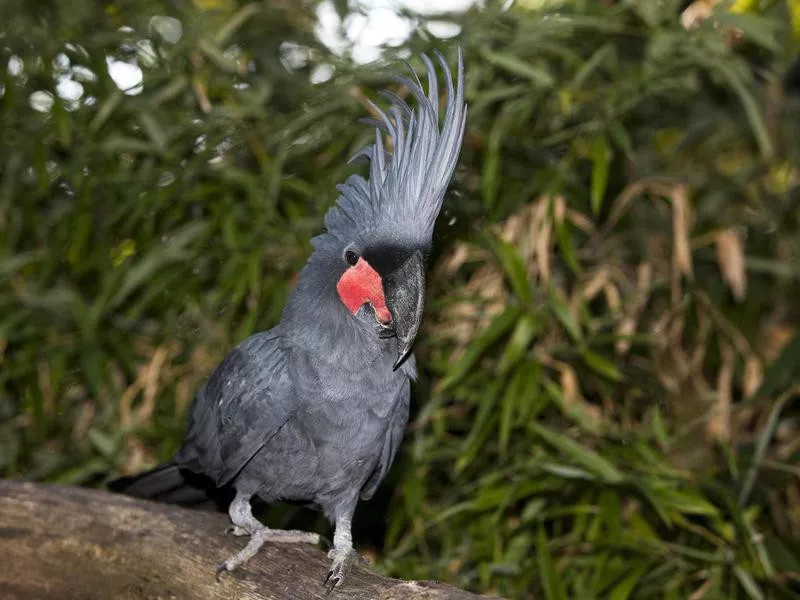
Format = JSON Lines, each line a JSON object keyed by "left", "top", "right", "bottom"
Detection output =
{"left": 0, "top": 480, "right": 495, "bottom": 600}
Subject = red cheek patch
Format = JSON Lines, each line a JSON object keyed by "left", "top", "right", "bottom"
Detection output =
{"left": 336, "top": 258, "right": 392, "bottom": 324}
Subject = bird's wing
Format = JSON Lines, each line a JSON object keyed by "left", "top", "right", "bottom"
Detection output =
{"left": 175, "top": 328, "right": 295, "bottom": 487}
{"left": 360, "top": 379, "right": 410, "bottom": 500}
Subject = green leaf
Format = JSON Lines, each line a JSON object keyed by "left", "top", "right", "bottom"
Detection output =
{"left": 734, "top": 566, "right": 764, "bottom": 600}
{"left": 541, "top": 463, "right": 595, "bottom": 480}
{"left": 491, "top": 236, "right": 533, "bottom": 304}
{"left": 0, "top": 252, "right": 39, "bottom": 279}
{"left": 608, "top": 120, "right": 633, "bottom": 159}
{"left": 137, "top": 112, "right": 168, "bottom": 150}
{"left": 581, "top": 349, "right": 623, "bottom": 381}
{"left": 499, "top": 364, "right": 528, "bottom": 454}
{"left": 101, "top": 136, "right": 160, "bottom": 155}
{"left": 713, "top": 61, "right": 773, "bottom": 160}
{"left": 715, "top": 12, "right": 779, "bottom": 52}
{"left": 456, "top": 382, "right": 502, "bottom": 473}
{"left": 537, "top": 525, "right": 567, "bottom": 600}
{"left": 87, "top": 428, "right": 118, "bottom": 458}
{"left": 739, "top": 389, "right": 795, "bottom": 506}
{"left": 653, "top": 488, "right": 719, "bottom": 517}
{"left": 554, "top": 215, "right": 581, "bottom": 275}
{"left": 439, "top": 306, "right": 521, "bottom": 390}
{"left": 197, "top": 37, "right": 240, "bottom": 73}
{"left": 547, "top": 287, "right": 582, "bottom": 341}
{"left": 214, "top": 3, "right": 262, "bottom": 44}
{"left": 590, "top": 134, "right": 612, "bottom": 216}
{"left": 571, "top": 42, "right": 614, "bottom": 89}
{"left": 609, "top": 562, "right": 647, "bottom": 600}
{"left": 497, "top": 313, "right": 539, "bottom": 373}
{"left": 483, "top": 50, "right": 555, "bottom": 87}
{"left": 651, "top": 406, "right": 669, "bottom": 449}
{"left": 482, "top": 103, "right": 516, "bottom": 211}
{"left": 521, "top": 498, "right": 547, "bottom": 524}
{"left": 107, "top": 222, "right": 207, "bottom": 312}
{"left": 749, "top": 331, "right": 800, "bottom": 402}
{"left": 89, "top": 90, "right": 123, "bottom": 133}
{"left": 530, "top": 422, "right": 625, "bottom": 484}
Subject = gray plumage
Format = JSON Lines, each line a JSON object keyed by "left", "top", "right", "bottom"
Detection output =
{"left": 110, "top": 47, "right": 467, "bottom": 593}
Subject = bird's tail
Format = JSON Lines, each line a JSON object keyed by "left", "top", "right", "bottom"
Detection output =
{"left": 108, "top": 460, "right": 233, "bottom": 511}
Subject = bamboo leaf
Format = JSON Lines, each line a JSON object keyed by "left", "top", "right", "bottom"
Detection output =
{"left": 537, "top": 525, "right": 567, "bottom": 600}
{"left": 590, "top": 134, "right": 612, "bottom": 216}
{"left": 483, "top": 50, "right": 555, "bottom": 87}
{"left": 440, "top": 306, "right": 521, "bottom": 390}
{"left": 530, "top": 422, "right": 625, "bottom": 484}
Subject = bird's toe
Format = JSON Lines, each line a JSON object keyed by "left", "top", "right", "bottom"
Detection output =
{"left": 214, "top": 562, "right": 230, "bottom": 582}
{"left": 324, "top": 571, "right": 343, "bottom": 594}
{"left": 225, "top": 525, "right": 250, "bottom": 537}
{"left": 322, "top": 547, "right": 359, "bottom": 593}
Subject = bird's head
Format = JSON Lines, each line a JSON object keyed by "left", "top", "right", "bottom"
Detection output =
{"left": 288, "top": 49, "right": 467, "bottom": 370}
{"left": 334, "top": 241, "right": 427, "bottom": 370}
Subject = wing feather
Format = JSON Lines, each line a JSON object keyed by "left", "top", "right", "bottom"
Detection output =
{"left": 175, "top": 328, "right": 295, "bottom": 487}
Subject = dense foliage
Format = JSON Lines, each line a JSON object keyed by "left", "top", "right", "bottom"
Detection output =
{"left": 2, "top": 0, "right": 799, "bottom": 598}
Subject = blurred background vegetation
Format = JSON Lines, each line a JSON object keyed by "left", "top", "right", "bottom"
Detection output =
{"left": 2, "top": 0, "right": 800, "bottom": 597}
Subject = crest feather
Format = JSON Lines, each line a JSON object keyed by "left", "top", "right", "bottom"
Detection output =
{"left": 324, "top": 47, "right": 467, "bottom": 244}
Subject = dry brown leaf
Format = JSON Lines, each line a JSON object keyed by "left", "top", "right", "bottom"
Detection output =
{"left": 707, "top": 343, "right": 734, "bottom": 443}
{"left": 671, "top": 184, "right": 694, "bottom": 280}
{"left": 540, "top": 360, "right": 604, "bottom": 426}
{"left": 533, "top": 197, "right": 552, "bottom": 283}
{"left": 743, "top": 356, "right": 763, "bottom": 399}
{"left": 582, "top": 267, "right": 610, "bottom": 301}
{"left": 689, "top": 310, "right": 712, "bottom": 373}
{"left": 553, "top": 194, "right": 567, "bottom": 225}
{"left": 136, "top": 346, "right": 168, "bottom": 427}
{"left": 715, "top": 229, "right": 747, "bottom": 301}
{"left": 616, "top": 262, "right": 652, "bottom": 354}
{"left": 605, "top": 180, "right": 673, "bottom": 233}
{"left": 439, "top": 243, "right": 470, "bottom": 275}
{"left": 760, "top": 323, "right": 797, "bottom": 363}
{"left": 72, "top": 401, "right": 96, "bottom": 443}
{"left": 681, "top": 0, "right": 715, "bottom": 30}
{"left": 560, "top": 367, "right": 580, "bottom": 404}
{"left": 567, "top": 209, "right": 595, "bottom": 234}
{"left": 604, "top": 283, "right": 622, "bottom": 316}
{"left": 689, "top": 576, "right": 715, "bottom": 600}
{"left": 175, "top": 377, "right": 194, "bottom": 418}
{"left": 37, "top": 361, "right": 54, "bottom": 418}
{"left": 119, "top": 379, "right": 143, "bottom": 430}
{"left": 615, "top": 318, "right": 636, "bottom": 355}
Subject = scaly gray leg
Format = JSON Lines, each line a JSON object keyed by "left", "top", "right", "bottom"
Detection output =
{"left": 323, "top": 514, "right": 363, "bottom": 594}
{"left": 216, "top": 491, "right": 320, "bottom": 579}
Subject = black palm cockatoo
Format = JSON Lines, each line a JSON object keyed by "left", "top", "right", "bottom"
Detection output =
{"left": 110, "top": 48, "right": 467, "bottom": 592}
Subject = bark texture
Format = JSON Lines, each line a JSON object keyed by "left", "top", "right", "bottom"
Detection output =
{"left": 0, "top": 480, "right": 494, "bottom": 600}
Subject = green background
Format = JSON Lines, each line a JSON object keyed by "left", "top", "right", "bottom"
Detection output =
{"left": 2, "top": 0, "right": 800, "bottom": 597}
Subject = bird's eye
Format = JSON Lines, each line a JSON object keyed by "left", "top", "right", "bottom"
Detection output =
{"left": 345, "top": 250, "right": 359, "bottom": 266}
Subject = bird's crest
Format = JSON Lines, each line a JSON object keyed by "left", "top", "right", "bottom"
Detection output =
{"left": 322, "top": 48, "right": 468, "bottom": 245}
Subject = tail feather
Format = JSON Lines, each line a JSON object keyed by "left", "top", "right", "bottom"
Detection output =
{"left": 108, "top": 461, "right": 234, "bottom": 512}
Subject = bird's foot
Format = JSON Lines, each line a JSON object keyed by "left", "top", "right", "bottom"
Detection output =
{"left": 324, "top": 547, "right": 364, "bottom": 594}
{"left": 215, "top": 528, "right": 321, "bottom": 580}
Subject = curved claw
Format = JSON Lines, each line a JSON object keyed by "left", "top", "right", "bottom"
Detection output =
{"left": 214, "top": 563, "right": 228, "bottom": 582}
{"left": 324, "top": 571, "right": 343, "bottom": 594}
{"left": 322, "top": 547, "right": 359, "bottom": 594}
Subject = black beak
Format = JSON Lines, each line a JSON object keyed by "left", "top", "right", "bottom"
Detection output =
{"left": 383, "top": 250, "right": 426, "bottom": 370}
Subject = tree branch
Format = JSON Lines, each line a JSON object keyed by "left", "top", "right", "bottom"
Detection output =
{"left": 0, "top": 480, "right": 493, "bottom": 600}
